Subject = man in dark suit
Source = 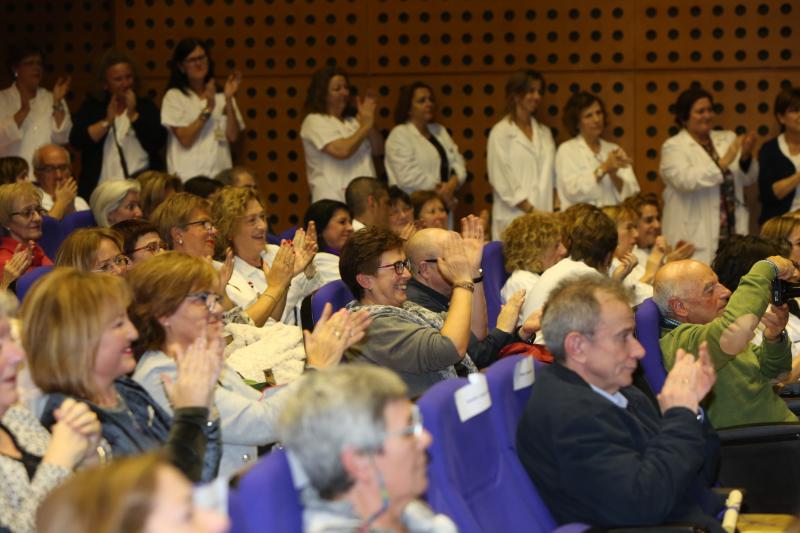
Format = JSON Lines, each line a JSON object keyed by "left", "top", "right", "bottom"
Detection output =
{"left": 516, "top": 274, "right": 724, "bottom": 531}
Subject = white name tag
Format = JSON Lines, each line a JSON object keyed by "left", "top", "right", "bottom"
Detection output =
{"left": 513, "top": 357, "right": 535, "bottom": 391}
{"left": 454, "top": 373, "right": 492, "bottom": 422}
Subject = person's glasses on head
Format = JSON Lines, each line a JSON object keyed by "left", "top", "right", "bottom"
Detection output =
{"left": 132, "top": 240, "right": 168, "bottom": 254}
{"left": 10, "top": 205, "right": 47, "bottom": 221}
{"left": 93, "top": 254, "right": 130, "bottom": 274}
{"left": 186, "top": 291, "right": 221, "bottom": 312}
{"left": 376, "top": 258, "right": 411, "bottom": 275}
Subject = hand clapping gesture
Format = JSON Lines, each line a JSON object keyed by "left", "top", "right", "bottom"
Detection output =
{"left": 224, "top": 71, "right": 242, "bottom": 100}
{"left": 162, "top": 328, "right": 224, "bottom": 410}
{"left": 303, "top": 303, "right": 371, "bottom": 368}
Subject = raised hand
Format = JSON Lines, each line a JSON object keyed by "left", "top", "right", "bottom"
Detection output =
{"left": 520, "top": 307, "right": 543, "bottom": 340}
{"left": 459, "top": 214, "right": 484, "bottom": 277}
{"left": 224, "top": 71, "right": 242, "bottom": 99}
{"left": 694, "top": 341, "right": 716, "bottom": 402}
{"left": 496, "top": 289, "right": 524, "bottom": 333}
{"left": 218, "top": 247, "right": 234, "bottom": 286}
{"left": 665, "top": 239, "right": 695, "bottom": 262}
{"left": 162, "top": 331, "right": 223, "bottom": 409}
{"left": 51, "top": 75, "right": 71, "bottom": 105}
{"left": 54, "top": 178, "right": 78, "bottom": 206}
{"left": 761, "top": 304, "right": 790, "bottom": 342}
{"left": 740, "top": 131, "right": 757, "bottom": 158}
{"left": 265, "top": 241, "right": 295, "bottom": 290}
{"left": 611, "top": 252, "right": 638, "bottom": 281}
{"left": 291, "top": 226, "right": 318, "bottom": 276}
{"left": 438, "top": 231, "right": 472, "bottom": 284}
{"left": 45, "top": 398, "right": 101, "bottom": 469}
{"left": 658, "top": 348, "right": 700, "bottom": 415}
{"left": 304, "top": 303, "right": 372, "bottom": 368}
{"left": 719, "top": 135, "right": 744, "bottom": 169}
{"left": 398, "top": 221, "right": 416, "bottom": 241}
{"left": 356, "top": 93, "right": 377, "bottom": 128}
{"left": 124, "top": 89, "right": 138, "bottom": 119}
{"left": 1, "top": 242, "right": 33, "bottom": 289}
{"left": 767, "top": 255, "right": 798, "bottom": 281}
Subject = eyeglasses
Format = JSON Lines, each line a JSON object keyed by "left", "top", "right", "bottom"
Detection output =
{"left": 132, "top": 240, "right": 168, "bottom": 254}
{"left": 375, "top": 258, "right": 411, "bottom": 275}
{"left": 184, "top": 219, "right": 215, "bottom": 232}
{"left": 36, "top": 164, "right": 70, "bottom": 174}
{"left": 385, "top": 405, "right": 424, "bottom": 439}
{"left": 10, "top": 206, "right": 47, "bottom": 220}
{"left": 93, "top": 254, "right": 130, "bottom": 273}
{"left": 239, "top": 212, "right": 267, "bottom": 226}
{"left": 183, "top": 54, "right": 208, "bottom": 65}
{"left": 186, "top": 291, "right": 221, "bottom": 312}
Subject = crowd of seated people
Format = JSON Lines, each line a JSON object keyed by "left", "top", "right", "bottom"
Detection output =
{"left": 2, "top": 36, "right": 800, "bottom": 532}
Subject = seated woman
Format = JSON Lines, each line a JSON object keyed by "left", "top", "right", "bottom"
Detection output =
{"left": 22, "top": 268, "right": 222, "bottom": 482}
{"left": 215, "top": 165, "right": 257, "bottom": 190}
{"left": 303, "top": 199, "right": 352, "bottom": 256}
{"left": 387, "top": 185, "right": 415, "bottom": 239}
{"left": 89, "top": 179, "right": 143, "bottom": 227}
{"left": 341, "top": 227, "right": 477, "bottom": 398}
{"left": 0, "top": 182, "right": 53, "bottom": 290}
{"left": 112, "top": 218, "right": 167, "bottom": 266}
{"left": 150, "top": 192, "right": 216, "bottom": 259}
{"left": 0, "top": 290, "right": 102, "bottom": 533}
{"left": 410, "top": 190, "right": 448, "bottom": 230}
{"left": 500, "top": 212, "right": 566, "bottom": 323}
{"left": 211, "top": 186, "right": 321, "bottom": 325}
{"left": 135, "top": 170, "right": 182, "bottom": 219}
{"left": 37, "top": 453, "right": 229, "bottom": 533}
{"left": 55, "top": 227, "right": 129, "bottom": 275}
{"left": 760, "top": 214, "right": 800, "bottom": 266}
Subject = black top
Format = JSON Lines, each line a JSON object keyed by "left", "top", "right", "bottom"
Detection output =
{"left": 0, "top": 422, "right": 41, "bottom": 481}
{"left": 426, "top": 133, "right": 449, "bottom": 183}
{"left": 758, "top": 136, "right": 798, "bottom": 224}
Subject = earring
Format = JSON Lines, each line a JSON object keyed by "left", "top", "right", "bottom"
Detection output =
{"left": 177, "top": 238, "right": 183, "bottom": 245}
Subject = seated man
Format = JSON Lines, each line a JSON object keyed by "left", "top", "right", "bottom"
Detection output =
{"left": 345, "top": 176, "right": 390, "bottom": 231}
{"left": 405, "top": 215, "right": 539, "bottom": 368}
{"left": 32, "top": 144, "right": 89, "bottom": 220}
{"left": 654, "top": 257, "right": 798, "bottom": 428}
{"left": 278, "top": 365, "right": 456, "bottom": 533}
{"left": 517, "top": 275, "right": 724, "bottom": 530}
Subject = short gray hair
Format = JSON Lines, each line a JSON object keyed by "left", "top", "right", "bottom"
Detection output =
{"left": 32, "top": 144, "right": 70, "bottom": 171}
{"left": 541, "top": 274, "right": 632, "bottom": 362}
{"left": 89, "top": 179, "right": 141, "bottom": 227}
{"left": 652, "top": 277, "right": 682, "bottom": 318}
{"left": 278, "top": 365, "right": 407, "bottom": 499}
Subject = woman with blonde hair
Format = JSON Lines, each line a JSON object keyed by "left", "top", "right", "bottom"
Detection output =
{"left": 0, "top": 181, "right": 53, "bottom": 289}
{"left": 135, "top": 170, "right": 181, "bottom": 219}
{"left": 37, "top": 453, "right": 229, "bottom": 533}
{"left": 55, "top": 227, "right": 129, "bottom": 275}
{"left": 761, "top": 214, "right": 800, "bottom": 266}
{"left": 22, "top": 268, "right": 223, "bottom": 482}
{"left": 500, "top": 212, "right": 566, "bottom": 324}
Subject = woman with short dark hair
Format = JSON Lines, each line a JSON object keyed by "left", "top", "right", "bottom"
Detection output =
{"left": 757, "top": 86, "right": 800, "bottom": 223}
{"left": 556, "top": 91, "right": 639, "bottom": 209}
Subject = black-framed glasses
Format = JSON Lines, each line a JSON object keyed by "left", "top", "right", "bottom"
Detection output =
{"left": 186, "top": 291, "right": 221, "bottom": 312}
{"left": 93, "top": 254, "right": 130, "bottom": 273}
{"left": 184, "top": 219, "right": 215, "bottom": 232}
{"left": 36, "top": 164, "right": 70, "bottom": 174}
{"left": 376, "top": 258, "right": 411, "bottom": 275}
{"left": 132, "top": 240, "right": 168, "bottom": 254}
{"left": 10, "top": 206, "right": 47, "bottom": 220}
{"left": 385, "top": 405, "right": 424, "bottom": 439}
{"left": 183, "top": 54, "right": 208, "bottom": 65}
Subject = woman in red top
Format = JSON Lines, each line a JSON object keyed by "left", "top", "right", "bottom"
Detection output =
{"left": 0, "top": 181, "right": 53, "bottom": 289}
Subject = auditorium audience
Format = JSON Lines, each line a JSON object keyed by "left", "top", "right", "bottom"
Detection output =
{"left": 659, "top": 87, "right": 758, "bottom": 264}
{"left": 622, "top": 193, "right": 694, "bottom": 268}
{"left": 556, "top": 91, "right": 639, "bottom": 209}
{"left": 214, "top": 165, "right": 257, "bottom": 190}
{"left": 345, "top": 176, "right": 390, "bottom": 231}
{"left": 150, "top": 192, "right": 215, "bottom": 259}
{"left": 23, "top": 268, "right": 223, "bottom": 482}
{"left": 341, "top": 227, "right": 477, "bottom": 397}
{"left": 69, "top": 49, "right": 166, "bottom": 199}
{"left": 279, "top": 365, "right": 455, "bottom": 532}
{"left": 0, "top": 156, "right": 28, "bottom": 184}
{"left": 517, "top": 275, "right": 724, "bottom": 530}
{"left": 161, "top": 38, "right": 244, "bottom": 180}
{"left": 32, "top": 144, "right": 88, "bottom": 220}
{"left": 300, "top": 66, "right": 382, "bottom": 202}
{"left": 136, "top": 170, "right": 182, "bottom": 219}
{"left": 653, "top": 255, "right": 797, "bottom": 428}
{"left": 602, "top": 204, "right": 656, "bottom": 304}
{"left": 0, "top": 290, "right": 102, "bottom": 533}
{"left": 0, "top": 182, "right": 53, "bottom": 289}
{"left": 410, "top": 190, "right": 448, "bottom": 230}
{"left": 500, "top": 211, "right": 566, "bottom": 323}
{"left": 36, "top": 453, "right": 230, "bottom": 533}
{"left": 89, "top": 179, "right": 143, "bottom": 227}
{"left": 303, "top": 199, "right": 353, "bottom": 256}
{"left": 487, "top": 69, "right": 555, "bottom": 239}
{"left": 385, "top": 82, "right": 466, "bottom": 210}
{"left": 757, "top": 86, "right": 800, "bottom": 223}
{"left": 0, "top": 44, "right": 71, "bottom": 169}
{"left": 55, "top": 228, "right": 129, "bottom": 275}
{"left": 112, "top": 218, "right": 167, "bottom": 266}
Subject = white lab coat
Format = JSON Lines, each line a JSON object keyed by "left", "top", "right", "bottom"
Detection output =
{"left": 385, "top": 122, "right": 466, "bottom": 193}
{"left": 555, "top": 135, "right": 640, "bottom": 209}
{"left": 487, "top": 117, "right": 555, "bottom": 240}
{"left": 659, "top": 129, "right": 758, "bottom": 265}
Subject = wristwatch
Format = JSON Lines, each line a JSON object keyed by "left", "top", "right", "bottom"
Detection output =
{"left": 199, "top": 107, "right": 212, "bottom": 121}
{"left": 594, "top": 166, "right": 605, "bottom": 179}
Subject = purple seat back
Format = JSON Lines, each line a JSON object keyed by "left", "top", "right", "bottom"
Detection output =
{"left": 59, "top": 210, "right": 96, "bottom": 238}
{"left": 38, "top": 216, "right": 63, "bottom": 260}
{"left": 485, "top": 355, "right": 539, "bottom": 453}
{"left": 481, "top": 241, "right": 509, "bottom": 330}
{"left": 634, "top": 298, "right": 667, "bottom": 394}
{"left": 267, "top": 233, "right": 281, "bottom": 245}
{"left": 229, "top": 448, "right": 302, "bottom": 533}
{"left": 418, "top": 377, "right": 563, "bottom": 533}
{"left": 310, "top": 280, "right": 354, "bottom": 324}
{"left": 15, "top": 265, "right": 54, "bottom": 302}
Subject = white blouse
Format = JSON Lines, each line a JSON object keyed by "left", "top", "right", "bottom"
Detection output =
{"left": 385, "top": 122, "right": 466, "bottom": 193}
{"left": 500, "top": 269, "right": 541, "bottom": 327}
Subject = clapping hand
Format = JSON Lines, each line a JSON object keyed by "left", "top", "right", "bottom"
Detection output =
{"left": 459, "top": 214, "right": 484, "bottom": 278}
{"left": 224, "top": 71, "right": 242, "bottom": 100}
{"left": 611, "top": 252, "right": 638, "bottom": 281}
{"left": 203, "top": 79, "right": 217, "bottom": 112}
{"left": 303, "top": 303, "right": 372, "bottom": 368}
{"left": 52, "top": 75, "right": 71, "bottom": 105}
{"left": 356, "top": 92, "right": 377, "bottom": 128}
{"left": 496, "top": 289, "right": 524, "bottom": 334}
{"left": 162, "top": 328, "right": 224, "bottom": 410}
{"left": 1, "top": 242, "right": 33, "bottom": 289}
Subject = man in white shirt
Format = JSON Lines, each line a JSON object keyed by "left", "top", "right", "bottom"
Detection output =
{"left": 32, "top": 144, "right": 89, "bottom": 220}
{"left": 345, "top": 176, "right": 390, "bottom": 231}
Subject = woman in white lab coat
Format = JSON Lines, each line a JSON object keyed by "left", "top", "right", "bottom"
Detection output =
{"left": 659, "top": 87, "right": 758, "bottom": 265}
{"left": 385, "top": 82, "right": 466, "bottom": 210}
{"left": 556, "top": 91, "right": 639, "bottom": 209}
{"left": 487, "top": 70, "right": 555, "bottom": 240}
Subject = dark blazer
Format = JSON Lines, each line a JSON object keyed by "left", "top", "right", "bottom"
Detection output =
{"left": 70, "top": 93, "right": 166, "bottom": 199}
{"left": 516, "top": 363, "right": 724, "bottom": 530}
{"left": 758, "top": 136, "right": 798, "bottom": 224}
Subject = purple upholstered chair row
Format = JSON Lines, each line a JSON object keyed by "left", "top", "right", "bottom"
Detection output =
{"left": 481, "top": 241, "right": 510, "bottom": 330}
{"left": 33, "top": 211, "right": 98, "bottom": 264}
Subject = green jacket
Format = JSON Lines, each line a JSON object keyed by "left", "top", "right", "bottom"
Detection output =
{"left": 660, "top": 261, "right": 796, "bottom": 429}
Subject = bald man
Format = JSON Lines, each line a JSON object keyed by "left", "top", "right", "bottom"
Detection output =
{"left": 32, "top": 143, "right": 89, "bottom": 219}
{"left": 653, "top": 257, "right": 797, "bottom": 428}
{"left": 405, "top": 217, "right": 538, "bottom": 368}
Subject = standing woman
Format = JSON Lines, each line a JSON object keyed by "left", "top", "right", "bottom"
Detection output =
{"left": 300, "top": 66, "right": 383, "bottom": 203}
{"left": 757, "top": 87, "right": 800, "bottom": 223}
{"left": 70, "top": 49, "right": 166, "bottom": 200}
{"left": 487, "top": 70, "right": 556, "bottom": 240}
{"left": 0, "top": 44, "right": 71, "bottom": 169}
{"left": 556, "top": 91, "right": 639, "bottom": 209}
{"left": 659, "top": 87, "right": 758, "bottom": 265}
{"left": 385, "top": 82, "right": 466, "bottom": 210}
{"left": 161, "top": 38, "right": 244, "bottom": 181}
